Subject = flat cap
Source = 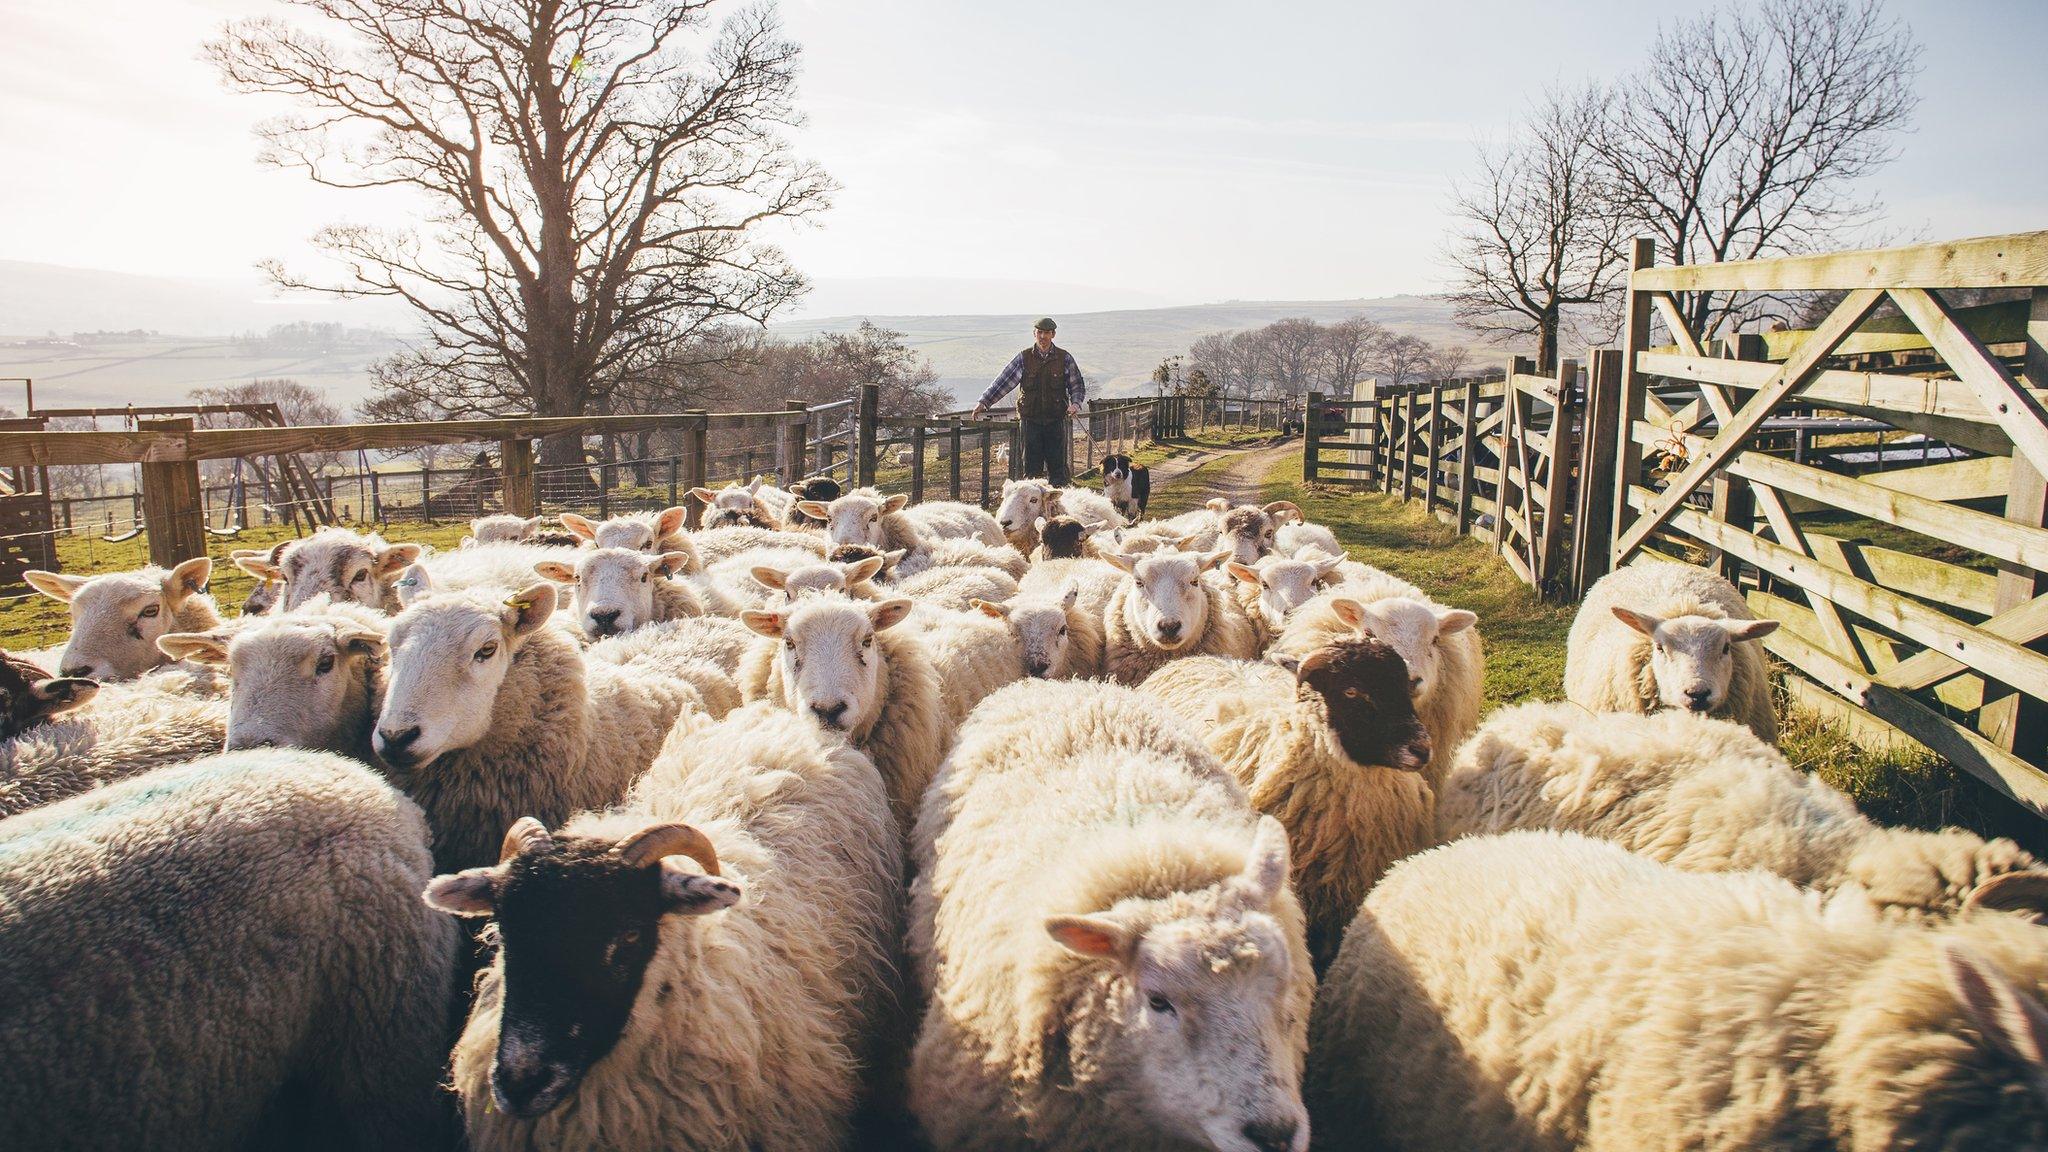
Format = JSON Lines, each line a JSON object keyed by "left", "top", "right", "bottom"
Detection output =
{"left": 1033, "top": 317, "right": 1057, "bottom": 332}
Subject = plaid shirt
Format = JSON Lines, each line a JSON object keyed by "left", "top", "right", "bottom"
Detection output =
{"left": 977, "top": 346, "right": 1085, "bottom": 412}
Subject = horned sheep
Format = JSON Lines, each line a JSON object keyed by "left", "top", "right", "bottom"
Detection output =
{"left": 739, "top": 594, "right": 949, "bottom": 837}
{"left": 26, "top": 556, "right": 221, "bottom": 682}
{"left": 1100, "top": 549, "right": 1261, "bottom": 684}
{"left": 907, "top": 678, "right": 1314, "bottom": 1152}
{"left": 1306, "top": 830, "right": 2048, "bottom": 1151}
{"left": 1436, "top": 702, "right": 2047, "bottom": 921}
{"left": 1145, "top": 639, "right": 1433, "bottom": 969}
{"left": 0, "top": 749, "right": 459, "bottom": 1152}
{"left": 428, "top": 703, "right": 903, "bottom": 1152}
{"left": 1564, "top": 561, "right": 1779, "bottom": 742}
{"left": 373, "top": 582, "right": 703, "bottom": 871}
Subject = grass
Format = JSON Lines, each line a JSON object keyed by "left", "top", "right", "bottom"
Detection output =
{"left": 1239, "top": 448, "right": 2048, "bottom": 854}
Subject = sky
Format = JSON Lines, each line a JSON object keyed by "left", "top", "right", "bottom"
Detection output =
{"left": 2, "top": 0, "right": 2045, "bottom": 317}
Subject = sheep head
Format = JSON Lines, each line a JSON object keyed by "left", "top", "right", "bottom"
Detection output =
{"left": 168, "top": 605, "right": 387, "bottom": 755}
{"left": 260, "top": 528, "right": 422, "bottom": 613}
{"left": 802, "top": 491, "right": 908, "bottom": 551}
{"left": 562, "top": 506, "right": 691, "bottom": 554}
{"left": 1042, "top": 815, "right": 1309, "bottom": 1152}
{"left": 741, "top": 595, "right": 913, "bottom": 736}
{"left": 423, "top": 817, "right": 739, "bottom": 1119}
{"left": 1035, "top": 514, "right": 1097, "bottom": 559}
{"left": 28, "top": 555, "right": 213, "bottom": 681}
{"left": 980, "top": 582, "right": 1080, "bottom": 678}
{"left": 996, "top": 479, "right": 1057, "bottom": 547}
{"left": 1611, "top": 605, "right": 1777, "bottom": 715}
{"left": 692, "top": 478, "right": 781, "bottom": 530}
{"left": 535, "top": 547, "right": 694, "bottom": 638}
{"left": 374, "top": 583, "right": 557, "bottom": 771}
{"left": 1217, "top": 506, "right": 1279, "bottom": 566}
{"left": 1105, "top": 549, "right": 1229, "bottom": 652}
{"left": 1273, "top": 637, "right": 1431, "bottom": 771}
{"left": 1227, "top": 555, "right": 1340, "bottom": 633}
{"left": 470, "top": 514, "right": 545, "bottom": 544}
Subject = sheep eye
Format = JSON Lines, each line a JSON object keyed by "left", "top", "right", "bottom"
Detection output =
{"left": 785, "top": 637, "right": 798, "bottom": 649}
{"left": 869, "top": 515, "right": 879, "bottom": 523}
{"left": 139, "top": 604, "right": 161, "bottom": 619}
{"left": 1722, "top": 642, "right": 1732, "bottom": 655}
{"left": 1058, "top": 626, "right": 1068, "bottom": 638}
{"left": 1147, "top": 994, "right": 1175, "bottom": 1015}
{"left": 350, "top": 570, "right": 367, "bottom": 583}
{"left": 641, "top": 572, "right": 650, "bottom": 583}
{"left": 1134, "top": 580, "right": 1145, "bottom": 591}
{"left": 315, "top": 653, "right": 336, "bottom": 675}
{"left": 862, "top": 635, "right": 873, "bottom": 649}
{"left": 618, "top": 929, "right": 640, "bottom": 947}
{"left": 474, "top": 642, "right": 498, "bottom": 663}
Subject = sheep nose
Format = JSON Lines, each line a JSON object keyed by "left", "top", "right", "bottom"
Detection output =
{"left": 999, "top": 518, "right": 1013, "bottom": 530}
{"left": 61, "top": 665, "right": 92, "bottom": 679}
{"left": 1684, "top": 687, "right": 1713, "bottom": 711}
{"left": 1241, "top": 1118, "right": 1300, "bottom": 1152}
{"left": 588, "top": 609, "right": 621, "bottom": 634}
{"left": 1026, "top": 661, "right": 1051, "bottom": 678}
{"left": 377, "top": 725, "right": 423, "bottom": 763}
{"left": 810, "top": 701, "right": 849, "bottom": 727}
{"left": 1156, "top": 620, "right": 1182, "bottom": 640}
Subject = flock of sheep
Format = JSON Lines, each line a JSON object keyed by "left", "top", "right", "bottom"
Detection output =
{"left": 1, "top": 464, "right": 2045, "bottom": 1152}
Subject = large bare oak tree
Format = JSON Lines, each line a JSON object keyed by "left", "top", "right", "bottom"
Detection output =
{"left": 208, "top": 0, "right": 832, "bottom": 468}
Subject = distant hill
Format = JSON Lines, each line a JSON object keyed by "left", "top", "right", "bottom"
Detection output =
{"left": 772, "top": 295, "right": 1480, "bottom": 406}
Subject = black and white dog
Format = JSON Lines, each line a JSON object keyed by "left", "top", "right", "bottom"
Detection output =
{"left": 1100, "top": 454, "right": 1149, "bottom": 519}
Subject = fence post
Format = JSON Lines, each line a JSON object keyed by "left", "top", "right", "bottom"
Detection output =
{"left": 1571, "top": 349, "right": 1624, "bottom": 598}
{"left": 1304, "top": 391, "right": 1323, "bottom": 483}
{"left": 1984, "top": 286, "right": 2048, "bottom": 758}
{"left": 783, "top": 401, "right": 809, "bottom": 483}
{"left": 1454, "top": 379, "right": 1480, "bottom": 535}
{"left": 500, "top": 438, "right": 536, "bottom": 516}
{"left": 682, "top": 411, "right": 708, "bottom": 528}
{"left": 979, "top": 426, "right": 993, "bottom": 506}
{"left": 910, "top": 424, "right": 927, "bottom": 502}
{"left": 857, "top": 384, "right": 879, "bottom": 488}
{"left": 1424, "top": 382, "right": 1446, "bottom": 517}
{"left": 1397, "top": 388, "right": 1416, "bottom": 502}
{"left": 137, "top": 419, "right": 205, "bottom": 567}
{"left": 1538, "top": 359, "right": 1581, "bottom": 597}
{"left": 1611, "top": 237, "right": 1657, "bottom": 567}
{"left": 949, "top": 420, "right": 963, "bottom": 500}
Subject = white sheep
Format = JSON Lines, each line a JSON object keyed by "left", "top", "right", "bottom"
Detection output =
{"left": 1565, "top": 561, "right": 1780, "bottom": 742}
{"left": 1018, "top": 555, "right": 1126, "bottom": 625}
{"left": 738, "top": 594, "right": 949, "bottom": 836}
{"left": 157, "top": 599, "right": 387, "bottom": 763}
{"left": 749, "top": 554, "right": 889, "bottom": 604}
{"left": 25, "top": 556, "right": 220, "bottom": 681}
{"left": 894, "top": 565, "right": 1020, "bottom": 611}
{"left": 428, "top": 703, "right": 903, "bottom": 1151}
{"left": 1145, "top": 639, "right": 1434, "bottom": 969}
{"left": 1119, "top": 498, "right": 1230, "bottom": 552}
{"left": 0, "top": 749, "right": 459, "bottom": 1152}
{"left": 993, "top": 478, "right": 1124, "bottom": 552}
{"left": 970, "top": 582, "right": 1104, "bottom": 680}
{"left": 532, "top": 547, "right": 703, "bottom": 638}
{"left": 1306, "top": 830, "right": 2048, "bottom": 1151}
{"left": 924, "top": 535, "right": 1031, "bottom": 578}
{"left": 797, "top": 490, "right": 950, "bottom": 578}
{"left": 1275, "top": 519, "right": 1340, "bottom": 560}
{"left": 1225, "top": 553, "right": 1347, "bottom": 646}
{"left": 690, "top": 525, "right": 827, "bottom": 567}
{"left": 904, "top": 604, "right": 1025, "bottom": 725}
{"left": 908, "top": 678, "right": 1314, "bottom": 1152}
{"left": 230, "top": 528, "right": 424, "bottom": 613}
{"left": 1273, "top": 583, "right": 1482, "bottom": 793}
{"left": 374, "top": 582, "right": 702, "bottom": 871}
{"left": 466, "top": 513, "right": 549, "bottom": 546}
{"left": 586, "top": 615, "right": 759, "bottom": 681}
{"left": 690, "top": 475, "right": 795, "bottom": 530}
{"left": 901, "top": 498, "right": 1006, "bottom": 546}
{"left": 0, "top": 669, "right": 228, "bottom": 819}
{"left": 560, "top": 505, "right": 692, "bottom": 554}
{"left": 697, "top": 544, "right": 853, "bottom": 611}
{"left": 1101, "top": 549, "right": 1261, "bottom": 684}
{"left": 1436, "top": 701, "right": 2047, "bottom": 920}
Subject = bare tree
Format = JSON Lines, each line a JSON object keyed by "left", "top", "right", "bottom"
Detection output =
{"left": 208, "top": 0, "right": 833, "bottom": 470}
{"left": 190, "top": 378, "right": 347, "bottom": 484}
{"left": 1372, "top": 335, "right": 1435, "bottom": 387}
{"left": 1260, "top": 318, "right": 1325, "bottom": 399}
{"left": 1317, "top": 315, "right": 1386, "bottom": 393}
{"left": 1446, "top": 86, "right": 1626, "bottom": 371}
{"left": 1594, "top": 0, "right": 1920, "bottom": 337}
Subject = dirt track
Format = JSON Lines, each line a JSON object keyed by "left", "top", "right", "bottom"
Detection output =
{"left": 1148, "top": 435, "right": 1299, "bottom": 504}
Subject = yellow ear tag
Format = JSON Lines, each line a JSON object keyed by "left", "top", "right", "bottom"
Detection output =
{"left": 506, "top": 596, "right": 533, "bottom": 612}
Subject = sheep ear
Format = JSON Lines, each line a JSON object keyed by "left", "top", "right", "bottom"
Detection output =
{"left": 1612, "top": 606, "right": 1661, "bottom": 636}
{"left": 1060, "top": 581, "right": 1079, "bottom": 611}
{"left": 651, "top": 551, "right": 693, "bottom": 578}
{"left": 653, "top": 506, "right": 689, "bottom": 539}
{"left": 23, "top": 570, "right": 86, "bottom": 603}
{"left": 373, "top": 543, "right": 424, "bottom": 579}
{"left": 1268, "top": 651, "right": 1304, "bottom": 677}
{"left": 1033, "top": 516, "right": 1048, "bottom": 533}
{"left": 870, "top": 598, "right": 915, "bottom": 632}
{"left": 1964, "top": 872, "right": 2048, "bottom": 923}
{"left": 1175, "top": 533, "right": 1206, "bottom": 551}
{"left": 747, "top": 476, "right": 763, "bottom": 495}
{"left": 883, "top": 549, "right": 908, "bottom": 569}
{"left": 1100, "top": 551, "right": 1138, "bottom": 574}
{"left": 1311, "top": 554, "right": 1345, "bottom": 579}
{"left": 459, "top": 536, "right": 477, "bottom": 549}
{"left": 1206, "top": 498, "right": 1231, "bottom": 513}
{"left": 1942, "top": 942, "right": 2048, "bottom": 1070}
{"left": 1078, "top": 523, "right": 1102, "bottom": 540}
{"left": 751, "top": 566, "right": 791, "bottom": 591}
{"left": 560, "top": 513, "right": 599, "bottom": 543}
{"left": 335, "top": 624, "right": 387, "bottom": 659}
{"left": 157, "top": 631, "right": 230, "bottom": 665}
{"left": 30, "top": 677, "right": 98, "bottom": 717}
{"left": 847, "top": 556, "right": 886, "bottom": 585}
{"left": 423, "top": 867, "right": 503, "bottom": 917}
{"left": 882, "top": 493, "right": 910, "bottom": 514}
{"left": 533, "top": 560, "right": 578, "bottom": 584}
{"left": 1226, "top": 562, "right": 1262, "bottom": 588}
{"left": 689, "top": 487, "right": 719, "bottom": 504}
{"left": 741, "top": 609, "right": 786, "bottom": 638}
{"left": 164, "top": 556, "right": 213, "bottom": 606}
{"left": 1045, "top": 915, "right": 1136, "bottom": 963}
{"left": 1331, "top": 597, "right": 1367, "bottom": 630}
{"left": 233, "top": 555, "right": 285, "bottom": 583}
{"left": 660, "top": 862, "right": 743, "bottom": 915}
{"left": 523, "top": 516, "right": 545, "bottom": 532}
{"left": 1723, "top": 618, "right": 1780, "bottom": 643}
{"left": 394, "top": 563, "right": 434, "bottom": 607}
{"left": 501, "top": 583, "right": 557, "bottom": 637}
{"left": 1435, "top": 608, "right": 1478, "bottom": 635}
{"left": 971, "top": 598, "right": 1010, "bottom": 619}
{"left": 796, "top": 499, "right": 831, "bottom": 520}
{"left": 1236, "top": 815, "right": 1292, "bottom": 907}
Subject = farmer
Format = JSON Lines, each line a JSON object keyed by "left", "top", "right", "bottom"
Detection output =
{"left": 971, "top": 317, "right": 1083, "bottom": 485}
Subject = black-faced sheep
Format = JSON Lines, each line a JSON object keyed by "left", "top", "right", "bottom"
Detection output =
{"left": 1030, "top": 513, "right": 1104, "bottom": 560}
{"left": 0, "top": 650, "right": 96, "bottom": 740}
{"left": 908, "top": 678, "right": 1314, "bottom": 1152}
{"left": 427, "top": 703, "right": 903, "bottom": 1151}
{"left": 1145, "top": 639, "right": 1433, "bottom": 969}
{"left": 25, "top": 556, "right": 219, "bottom": 681}
{"left": 0, "top": 749, "right": 459, "bottom": 1152}
{"left": 784, "top": 475, "right": 842, "bottom": 530}
{"left": 1307, "top": 830, "right": 2048, "bottom": 1152}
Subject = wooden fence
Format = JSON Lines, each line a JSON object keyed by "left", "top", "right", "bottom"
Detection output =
{"left": 1309, "top": 229, "right": 2048, "bottom": 813}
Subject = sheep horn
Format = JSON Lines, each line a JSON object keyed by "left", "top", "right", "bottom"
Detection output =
{"left": 618, "top": 822, "right": 721, "bottom": 876}
{"left": 1963, "top": 871, "right": 2048, "bottom": 920}
{"left": 500, "top": 817, "right": 552, "bottom": 862}
{"left": 1261, "top": 500, "right": 1304, "bottom": 521}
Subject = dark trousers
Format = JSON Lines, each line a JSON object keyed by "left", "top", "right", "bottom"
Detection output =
{"left": 1020, "top": 417, "right": 1071, "bottom": 486}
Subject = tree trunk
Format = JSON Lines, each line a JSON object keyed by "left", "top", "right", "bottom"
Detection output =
{"left": 1537, "top": 308, "right": 1559, "bottom": 374}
